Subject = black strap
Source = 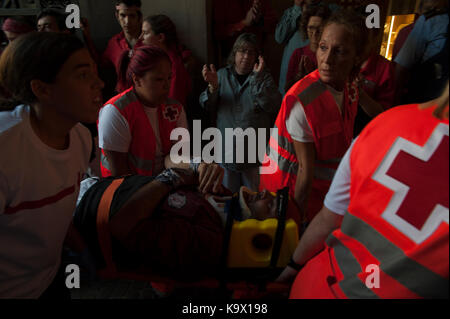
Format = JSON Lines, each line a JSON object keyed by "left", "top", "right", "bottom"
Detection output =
{"left": 270, "top": 187, "right": 289, "bottom": 268}
{"left": 218, "top": 194, "right": 240, "bottom": 289}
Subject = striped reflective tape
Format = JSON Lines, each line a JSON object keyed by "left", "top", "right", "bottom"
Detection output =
{"left": 128, "top": 153, "right": 153, "bottom": 172}
{"left": 326, "top": 234, "right": 380, "bottom": 299}
{"left": 340, "top": 213, "right": 449, "bottom": 299}
{"left": 114, "top": 90, "right": 138, "bottom": 110}
{"left": 297, "top": 81, "right": 327, "bottom": 107}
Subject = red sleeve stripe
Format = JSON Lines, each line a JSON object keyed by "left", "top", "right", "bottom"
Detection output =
{"left": 4, "top": 185, "right": 76, "bottom": 215}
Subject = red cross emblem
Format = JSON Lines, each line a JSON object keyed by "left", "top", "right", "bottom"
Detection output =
{"left": 372, "top": 123, "right": 449, "bottom": 244}
{"left": 163, "top": 105, "right": 180, "bottom": 123}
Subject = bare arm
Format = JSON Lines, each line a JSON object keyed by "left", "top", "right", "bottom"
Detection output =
{"left": 359, "top": 89, "right": 385, "bottom": 118}
{"left": 103, "top": 150, "right": 133, "bottom": 177}
{"left": 276, "top": 205, "right": 343, "bottom": 283}
{"left": 292, "top": 140, "right": 316, "bottom": 222}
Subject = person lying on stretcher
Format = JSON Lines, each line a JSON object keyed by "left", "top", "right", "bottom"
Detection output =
{"left": 73, "top": 167, "right": 302, "bottom": 281}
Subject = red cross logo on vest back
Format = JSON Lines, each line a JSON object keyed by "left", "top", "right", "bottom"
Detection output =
{"left": 372, "top": 123, "right": 449, "bottom": 244}
{"left": 163, "top": 105, "right": 180, "bottom": 123}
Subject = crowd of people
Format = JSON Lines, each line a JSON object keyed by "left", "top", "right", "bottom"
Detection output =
{"left": 0, "top": 0, "right": 448, "bottom": 299}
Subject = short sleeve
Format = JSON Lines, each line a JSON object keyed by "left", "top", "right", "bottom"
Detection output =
{"left": 98, "top": 104, "right": 131, "bottom": 153}
{"left": 323, "top": 140, "right": 356, "bottom": 215}
{"left": 286, "top": 100, "right": 314, "bottom": 143}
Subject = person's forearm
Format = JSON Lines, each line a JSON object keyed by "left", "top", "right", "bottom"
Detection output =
{"left": 109, "top": 181, "right": 172, "bottom": 242}
{"left": 359, "top": 89, "right": 385, "bottom": 118}
{"left": 164, "top": 153, "right": 190, "bottom": 170}
{"left": 294, "top": 167, "right": 314, "bottom": 222}
{"left": 277, "top": 206, "right": 342, "bottom": 283}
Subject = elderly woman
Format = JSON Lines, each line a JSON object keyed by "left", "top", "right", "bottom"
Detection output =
{"left": 260, "top": 9, "right": 380, "bottom": 223}
{"left": 200, "top": 33, "right": 281, "bottom": 193}
{"left": 285, "top": 4, "right": 331, "bottom": 92}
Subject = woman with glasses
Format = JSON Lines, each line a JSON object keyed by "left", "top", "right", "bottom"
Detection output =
{"left": 200, "top": 33, "right": 281, "bottom": 193}
{"left": 285, "top": 4, "right": 331, "bottom": 92}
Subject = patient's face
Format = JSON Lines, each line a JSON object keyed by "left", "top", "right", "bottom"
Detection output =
{"left": 244, "top": 190, "right": 277, "bottom": 220}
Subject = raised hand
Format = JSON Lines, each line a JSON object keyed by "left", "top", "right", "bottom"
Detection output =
{"left": 243, "top": 5, "right": 257, "bottom": 26}
{"left": 252, "top": 0, "right": 262, "bottom": 21}
{"left": 202, "top": 64, "right": 219, "bottom": 89}
{"left": 303, "top": 55, "right": 315, "bottom": 75}
{"left": 253, "top": 56, "right": 265, "bottom": 74}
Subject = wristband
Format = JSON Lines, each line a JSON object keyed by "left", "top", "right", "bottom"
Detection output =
{"left": 155, "top": 168, "right": 182, "bottom": 190}
{"left": 287, "top": 257, "right": 305, "bottom": 272}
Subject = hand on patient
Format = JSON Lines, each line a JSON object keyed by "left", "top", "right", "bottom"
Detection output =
{"left": 198, "top": 163, "right": 224, "bottom": 194}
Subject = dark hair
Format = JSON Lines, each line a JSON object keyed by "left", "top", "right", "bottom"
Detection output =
{"left": 115, "top": 0, "right": 142, "bottom": 8}
{"left": 323, "top": 9, "right": 368, "bottom": 80}
{"left": 1, "top": 15, "right": 35, "bottom": 32}
{"left": 300, "top": 4, "right": 332, "bottom": 41}
{"left": 37, "top": 8, "right": 69, "bottom": 31}
{"left": 117, "top": 45, "right": 171, "bottom": 92}
{"left": 0, "top": 32, "right": 85, "bottom": 110}
{"left": 143, "top": 15, "right": 179, "bottom": 50}
{"left": 227, "top": 33, "right": 262, "bottom": 66}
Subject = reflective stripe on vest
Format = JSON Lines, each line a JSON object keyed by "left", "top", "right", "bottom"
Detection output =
{"left": 114, "top": 90, "right": 138, "bottom": 110}
{"left": 272, "top": 125, "right": 296, "bottom": 156}
{"left": 326, "top": 234, "right": 379, "bottom": 299}
{"left": 270, "top": 125, "right": 340, "bottom": 180}
{"left": 128, "top": 153, "right": 153, "bottom": 172}
{"left": 101, "top": 153, "right": 153, "bottom": 173}
{"left": 297, "top": 81, "right": 327, "bottom": 106}
{"left": 268, "top": 146, "right": 298, "bottom": 176}
{"left": 330, "top": 212, "right": 449, "bottom": 299}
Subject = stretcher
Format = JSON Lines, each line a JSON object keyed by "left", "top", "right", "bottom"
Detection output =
{"left": 95, "top": 178, "right": 299, "bottom": 297}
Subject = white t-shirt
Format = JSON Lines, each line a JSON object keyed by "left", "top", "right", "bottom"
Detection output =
{"left": 98, "top": 103, "right": 188, "bottom": 175}
{"left": 286, "top": 85, "right": 344, "bottom": 143}
{"left": 323, "top": 140, "right": 356, "bottom": 216}
{"left": 0, "top": 105, "right": 91, "bottom": 298}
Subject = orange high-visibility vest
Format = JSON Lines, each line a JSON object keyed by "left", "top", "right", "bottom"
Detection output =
{"left": 260, "top": 70, "right": 358, "bottom": 221}
{"left": 99, "top": 88, "right": 183, "bottom": 177}
{"left": 290, "top": 104, "right": 449, "bottom": 299}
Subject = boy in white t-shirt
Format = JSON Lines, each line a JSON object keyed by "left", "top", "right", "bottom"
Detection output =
{"left": 0, "top": 32, "right": 104, "bottom": 298}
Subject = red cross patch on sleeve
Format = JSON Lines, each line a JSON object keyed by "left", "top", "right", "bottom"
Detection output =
{"left": 163, "top": 105, "right": 180, "bottom": 123}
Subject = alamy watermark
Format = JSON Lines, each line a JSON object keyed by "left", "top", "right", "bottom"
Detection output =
{"left": 65, "top": 4, "right": 81, "bottom": 29}
{"left": 365, "top": 264, "right": 381, "bottom": 289}
{"left": 169, "top": 120, "right": 278, "bottom": 175}
{"left": 65, "top": 264, "right": 80, "bottom": 289}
